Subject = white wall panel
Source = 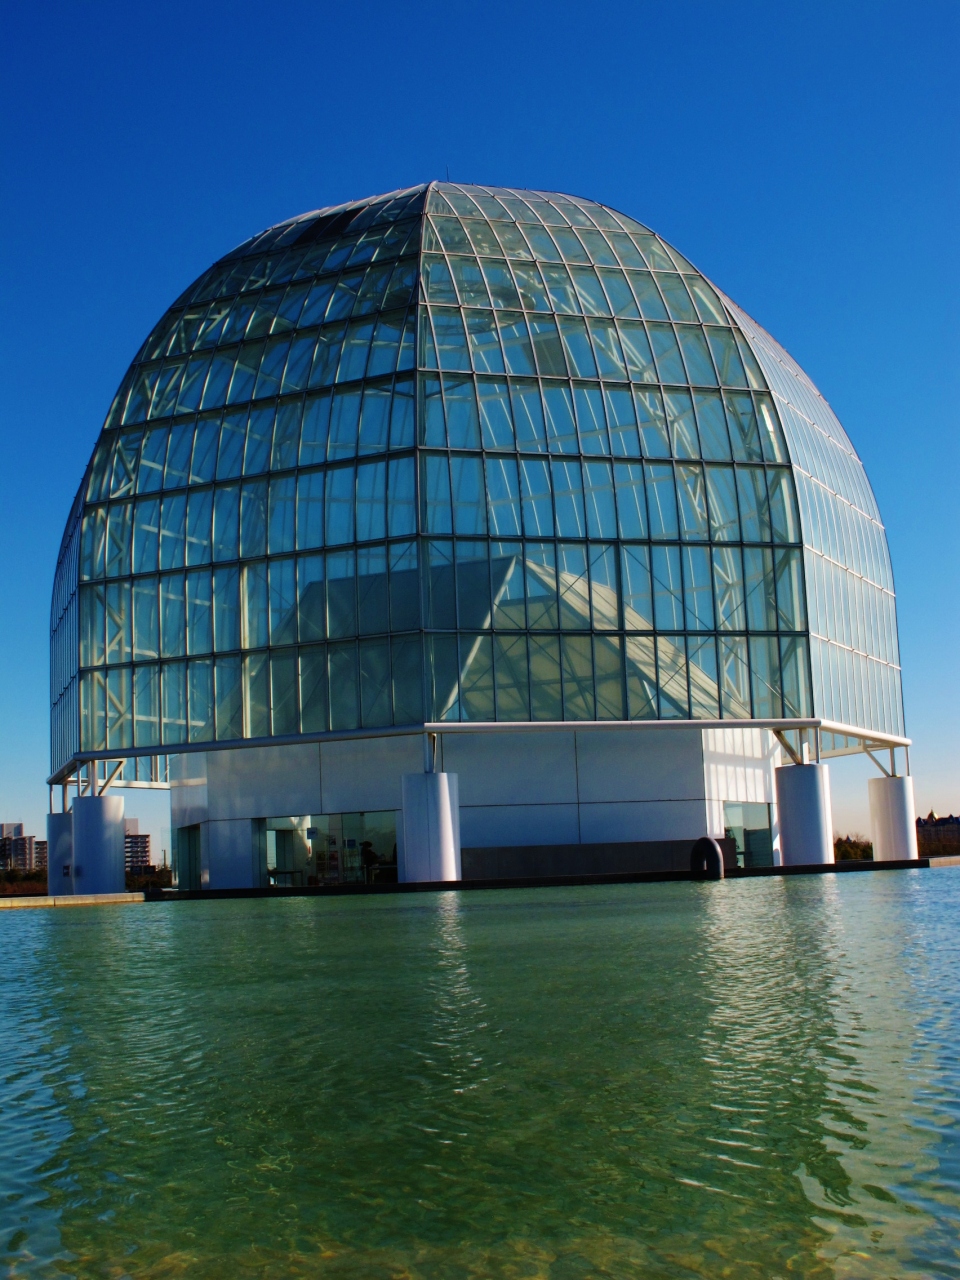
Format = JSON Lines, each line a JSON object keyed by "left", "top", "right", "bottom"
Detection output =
{"left": 460, "top": 802, "right": 580, "bottom": 849}
{"left": 574, "top": 729, "right": 704, "bottom": 803}
{"left": 320, "top": 735, "right": 423, "bottom": 814}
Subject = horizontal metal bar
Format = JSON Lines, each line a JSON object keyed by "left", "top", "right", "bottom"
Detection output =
{"left": 48, "top": 715, "right": 910, "bottom": 785}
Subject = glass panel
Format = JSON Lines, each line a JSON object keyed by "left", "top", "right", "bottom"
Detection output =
{"left": 625, "top": 634, "right": 657, "bottom": 718}
{"left": 528, "top": 317, "right": 567, "bottom": 378}
{"left": 525, "top": 543, "right": 558, "bottom": 629}
{"left": 242, "top": 561, "right": 269, "bottom": 649}
{"left": 443, "top": 376, "right": 481, "bottom": 448}
{"left": 357, "top": 546, "right": 389, "bottom": 635}
{"left": 558, "top": 317, "right": 598, "bottom": 378}
{"left": 677, "top": 327, "right": 717, "bottom": 386}
{"left": 299, "top": 645, "right": 328, "bottom": 733}
{"left": 269, "top": 558, "right": 298, "bottom": 646}
{"left": 621, "top": 545, "right": 653, "bottom": 629}
{"left": 356, "top": 461, "right": 387, "bottom": 541}
{"left": 736, "top": 468, "right": 771, "bottom": 542}
{"left": 464, "top": 310, "right": 505, "bottom": 373}
{"left": 389, "top": 542, "right": 419, "bottom": 631}
{"left": 561, "top": 634, "right": 595, "bottom": 720}
{"left": 558, "top": 544, "right": 590, "bottom": 630}
{"left": 590, "top": 543, "right": 619, "bottom": 630}
{"left": 450, "top": 257, "right": 488, "bottom": 309}
{"left": 694, "top": 391, "right": 731, "bottom": 460}
{"left": 326, "top": 550, "right": 357, "bottom": 639}
{"left": 165, "top": 424, "right": 193, "bottom": 488}
{"left": 604, "top": 387, "right": 639, "bottom": 457}
{"left": 310, "top": 324, "right": 346, "bottom": 387}
{"left": 271, "top": 650, "right": 298, "bottom": 736}
{"left": 498, "top": 313, "right": 536, "bottom": 375}
{"left": 298, "top": 554, "right": 325, "bottom": 643}
{"left": 756, "top": 393, "right": 789, "bottom": 463}
{"left": 432, "top": 308, "right": 471, "bottom": 371}
{"left": 327, "top": 386, "right": 362, "bottom": 459}
{"left": 688, "top": 277, "right": 727, "bottom": 324}
{"left": 485, "top": 457, "right": 522, "bottom": 536}
{"left": 104, "top": 581, "right": 131, "bottom": 664}
{"left": 458, "top": 634, "right": 495, "bottom": 720}
{"left": 216, "top": 410, "right": 246, "bottom": 479}
{"left": 540, "top": 262, "right": 579, "bottom": 313}
{"left": 159, "top": 494, "right": 186, "bottom": 570}
{"left": 666, "top": 391, "right": 699, "bottom": 458}
{"left": 390, "top": 376, "right": 415, "bottom": 447}
{"left": 493, "top": 634, "right": 529, "bottom": 720}
{"left": 240, "top": 479, "right": 267, "bottom": 558}
{"left": 652, "top": 546, "right": 683, "bottom": 630}
{"left": 613, "top": 463, "right": 647, "bottom": 539}
{"left": 657, "top": 636, "right": 689, "bottom": 718}
{"left": 187, "top": 659, "right": 214, "bottom": 741}
{"left": 162, "top": 662, "right": 187, "bottom": 744}
{"left": 391, "top": 635, "right": 423, "bottom": 724}
{"left": 387, "top": 456, "right": 416, "bottom": 537}
{"left": 491, "top": 541, "right": 525, "bottom": 630}
{"left": 160, "top": 573, "right": 186, "bottom": 658}
{"left": 574, "top": 384, "right": 609, "bottom": 455}
{"left": 750, "top": 635, "right": 781, "bottom": 718}
{"left": 725, "top": 392, "right": 763, "bottom": 461}
{"left": 635, "top": 388, "right": 670, "bottom": 457}
{"left": 658, "top": 275, "right": 697, "bottom": 322}
{"left": 134, "top": 665, "right": 160, "bottom": 747}
{"left": 707, "top": 329, "right": 747, "bottom": 387}
{"left": 213, "top": 566, "right": 240, "bottom": 651}
{"left": 627, "top": 271, "right": 668, "bottom": 320}
{"left": 241, "top": 651, "right": 269, "bottom": 738}
{"left": 689, "top": 636, "right": 720, "bottom": 718}
{"left": 325, "top": 466, "right": 356, "bottom": 545}
{"left": 594, "top": 634, "right": 624, "bottom": 719}
{"left": 713, "top": 547, "right": 745, "bottom": 631}
{"left": 451, "top": 456, "right": 487, "bottom": 535}
{"left": 423, "top": 541, "right": 456, "bottom": 629}
{"left": 482, "top": 260, "right": 522, "bottom": 310}
{"left": 780, "top": 636, "right": 811, "bottom": 717}
{"left": 644, "top": 463, "right": 678, "bottom": 539}
{"left": 768, "top": 468, "right": 800, "bottom": 543}
{"left": 519, "top": 458, "right": 553, "bottom": 537}
{"left": 529, "top": 633, "right": 562, "bottom": 719}
{"left": 191, "top": 417, "right": 220, "bottom": 483}
{"left": 551, "top": 460, "right": 585, "bottom": 537}
{"left": 598, "top": 268, "right": 639, "bottom": 318}
{"left": 571, "top": 266, "right": 611, "bottom": 316}
{"left": 683, "top": 546, "right": 714, "bottom": 630}
{"left": 543, "top": 383, "right": 578, "bottom": 453}
{"left": 648, "top": 324, "right": 685, "bottom": 384}
{"left": 296, "top": 471, "right": 324, "bottom": 550}
{"left": 186, "top": 569, "right": 213, "bottom": 654}
{"left": 511, "top": 379, "right": 548, "bottom": 450}
{"left": 133, "top": 578, "right": 159, "bottom": 660}
{"left": 133, "top": 499, "right": 160, "bottom": 573}
{"left": 676, "top": 464, "right": 708, "bottom": 540}
{"left": 705, "top": 465, "right": 740, "bottom": 542}
{"left": 744, "top": 547, "right": 777, "bottom": 631}
{"left": 775, "top": 548, "right": 806, "bottom": 631}
{"left": 367, "top": 311, "right": 404, "bottom": 378}
{"left": 583, "top": 461, "right": 617, "bottom": 538}
{"left": 422, "top": 454, "right": 452, "bottom": 534}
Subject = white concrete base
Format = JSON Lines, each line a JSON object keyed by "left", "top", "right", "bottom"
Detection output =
{"left": 869, "top": 775, "right": 919, "bottom": 861}
{"left": 46, "top": 812, "right": 74, "bottom": 895}
{"left": 72, "top": 794, "right": 126, "bottom": 895}
{"left": 776, "top": 763, "right": 834, "bottom": 866}
{"left": 400, "top": 773, "right": 461, "bottom": 883}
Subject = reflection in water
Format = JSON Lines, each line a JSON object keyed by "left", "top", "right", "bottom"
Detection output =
{"left": 1, "top": 875, "right": 959, "bottom": 1278}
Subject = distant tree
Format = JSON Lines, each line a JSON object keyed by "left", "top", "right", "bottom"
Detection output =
{"left": 834, "top": 834, "right": 873, "bottom": 861}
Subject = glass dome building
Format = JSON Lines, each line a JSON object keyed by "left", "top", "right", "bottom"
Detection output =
{"left": 50, "top": 182, "right": 909, "bottom": 887}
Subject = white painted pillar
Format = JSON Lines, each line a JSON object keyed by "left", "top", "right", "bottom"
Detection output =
{"left": 72, "top": 794, "right": 126, "bottom": 894}
{"left": 869, "top": 775, "right": 919, "bottom": 861}
{"left": 46, "top": 812, "right": 74, "bottom": 895}
{"left": 775, "top": 763, "right": 834, "bottom": 866}
{"left": 400, "top": 773, "right": 461, "bottom": 883}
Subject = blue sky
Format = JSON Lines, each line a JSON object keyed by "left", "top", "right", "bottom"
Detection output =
{"left": 1, "top": 0, "right": 956, "bottom": 843}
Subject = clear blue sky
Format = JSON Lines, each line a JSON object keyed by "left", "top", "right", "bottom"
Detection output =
{"left": 1, "top": 0, "right": 956, "bottom": 842}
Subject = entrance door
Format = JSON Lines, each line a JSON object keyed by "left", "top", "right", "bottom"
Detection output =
{"left": 175, "top": 825, "right": 202, "bottom": 890}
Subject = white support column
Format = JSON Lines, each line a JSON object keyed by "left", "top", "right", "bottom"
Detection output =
{"left": 72, "top": 794, "right": 126, "bottom": 894}
{"left": 400, "top": 772, "right": 461, "bottom": 884}
{"left": 775, "top": 763, "right": 834, "bottom": 866}
{"left": 869, "top": 775, "right": 919, "bottom": 861}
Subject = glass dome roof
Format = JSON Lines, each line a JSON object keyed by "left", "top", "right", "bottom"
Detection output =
{"left": 49, "top": 182, "right": 903, "bottom": 779}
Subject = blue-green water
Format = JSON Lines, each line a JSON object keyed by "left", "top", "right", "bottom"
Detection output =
{"left": 2, "top": 873, "right": 960, "bottom": 1279}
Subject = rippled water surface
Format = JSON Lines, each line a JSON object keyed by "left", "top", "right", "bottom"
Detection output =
{"left": 3, "top": 873, "right": 960, "bottom": 1278}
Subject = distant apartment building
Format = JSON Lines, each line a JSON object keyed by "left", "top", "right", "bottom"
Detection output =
{"left": 916, "top": 814, "right": 960, "bottom": 858}
{"left": 123, "top": 819, "right": 152, "bottom": 872}
{"left": 0, "top": 824, "right": 47, "bottom": 872}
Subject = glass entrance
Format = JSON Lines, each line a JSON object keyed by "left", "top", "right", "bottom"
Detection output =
{"left": 254, "top": 812, "right": 397, "bottom": 887}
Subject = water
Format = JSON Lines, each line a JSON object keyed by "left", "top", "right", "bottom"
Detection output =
{"left": 2, "top": 873, "right": 960, "bottom": 1279}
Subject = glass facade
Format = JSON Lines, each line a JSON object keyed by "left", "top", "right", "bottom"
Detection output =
{"left": 50, "top": 181, "right": 902, "bottom": 778}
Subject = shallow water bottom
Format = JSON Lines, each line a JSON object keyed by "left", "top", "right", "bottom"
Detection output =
{"left": 2, "top": 873, "right": 960, "bottom": 1278}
